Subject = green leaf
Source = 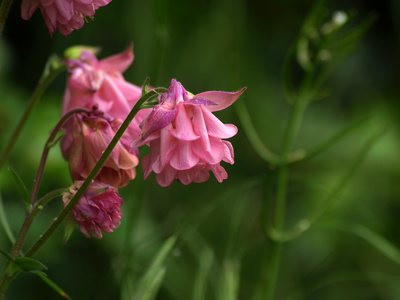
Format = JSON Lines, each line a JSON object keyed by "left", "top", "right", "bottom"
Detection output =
{"left": 14, "top": 257, "right": 47, "bottom": 272}
{"left": 8, "top": 167, "right": 31, "bottom": 207}
{"left": 142, "top": 77, "right": 150, "bottom": 96}
{"left": 33, "top": 271, "right": 71, "bottom": 300}
{"left": 132, "top": 235, "right": 177, "bottom": 300}
{"left": 0, "top": 248, "right": 13, "bottom": 262}
{"left": 0, "top": 192, "right": 16, "bottom": 244}
{"left": 63, "top": 215, "right": 76, "bottom": 245}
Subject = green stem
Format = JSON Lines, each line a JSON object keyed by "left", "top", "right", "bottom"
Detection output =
{"left": 30, "top": 108, "right": 90, "bottom": 206}
{"left": 0, "top": 59, "right": 65, "bottom": 170}
{"left": 25, "top": 87, "right": 167, "bottom": 258}
{"left": 234, "top": 100, "right": 280, "bottom": 165}
{"left": 6, "top": 109, "right": 89, "bottom": 261}
{"left": 262, "top": 89, "right": 311, "bottom": 300}
{"left": 0, "top": 0, "right": 13, "bottom": 36}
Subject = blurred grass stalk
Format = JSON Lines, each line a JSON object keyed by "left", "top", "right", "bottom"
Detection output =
{"left": 0, "top": 55, "right": 65, "bottom": 170}
{"left": 235, "top": 1, "right": 379, "bottom": 299}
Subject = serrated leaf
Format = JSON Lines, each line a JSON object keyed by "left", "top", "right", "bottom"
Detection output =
{"left": 33, "top": 272, "right": 71, "bottom": 300}
{"left": 0, "top": 248, "right": 13, "bottom": 262}
{"left": 8, "top": 167, "right": 31, "bottom": 206}
{"left": 14, "top": 257, "right": 47, "bottom": 271}
{"left": 0, "top": 192, "right": 16, "bottom": 244}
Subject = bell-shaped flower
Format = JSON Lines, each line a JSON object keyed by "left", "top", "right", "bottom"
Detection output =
{"left": 61, "top": 110, "right": 139, "bottom": 188}
{"left": 21, "top": 0, "right": 112, "bottom": 36}
{"left": 63, "top": 181, "right": 123, "bottom": 239}
{"left": 62, "top": 44, "right": 144, "bottom": 123}
{"left": 132, "top": 79, "right": 246, "bottom": 187}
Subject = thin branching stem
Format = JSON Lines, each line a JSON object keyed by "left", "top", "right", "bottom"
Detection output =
{"left": 30, "top": 108, "right": 90, "bottom": 206}
{"left": 25, "top": 87, "right": 167, "bottom": 258}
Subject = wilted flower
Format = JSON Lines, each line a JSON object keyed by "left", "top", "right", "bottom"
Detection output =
{"left": 61, "top": 111, "right": 139, "bottom": 188}
{"left": 63, "top": 181, "right": 123, "bottom": 239}
{"left": 132, "top": 79, "right": 246, "bottom": 187}
{"left": 21, "top": 0, "right": 112, "bottom": 36}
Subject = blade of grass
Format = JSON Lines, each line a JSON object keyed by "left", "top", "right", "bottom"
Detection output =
{"left": 0, "top": 192, "right": 15, "bottom": 244}
{"left": 131, "top": 235, "right": 177, "bottom": 300}
{"left": 193, "top": 248, "right": 214, "bottom": 300}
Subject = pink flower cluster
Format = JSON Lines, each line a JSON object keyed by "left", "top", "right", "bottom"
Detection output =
{"left": 61, "top": 46, "right": 245, "bottom": 238}
{"left": 21, "top": 0, "right": 111, "bottom": 36}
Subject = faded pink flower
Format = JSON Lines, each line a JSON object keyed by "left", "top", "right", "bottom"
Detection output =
{"left": 61, "top": 110, "right": 139, "bottom": 188}
{"left": 62, "top": 44, "right": 145, "bottom": 123}
{"left": 63, "top": 181, "right": 123, "bottom": 239}
{"left": 132, "top": 79, "right": 246, "bottom": 187}
{"left": 21, "top": 0, "right": 112, "bottom": 36}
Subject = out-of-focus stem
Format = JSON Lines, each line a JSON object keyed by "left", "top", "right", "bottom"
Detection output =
{"left": 0, "top": 60, "right": 65, "bottom": 170}
{"left": 262, "top": 89, "right": 310, "bottom": 300}
{"left": 0, "top": 0, "right": 13, "bottom": 35}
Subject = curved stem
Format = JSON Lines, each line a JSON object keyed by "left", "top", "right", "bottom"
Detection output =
{"left": 262, "top": 88, "right": 311, "bottom": 299}
{"left": 0, "top": 0, "right": 13, "bottom": 35}
{"left": 25, "top": 87, "right": 167, "bottom": 257}
{"left": 234, "top": 100, "right": 280, "bottom": 165}
{"left": 0, "top": 58, "right": 65, "bottom": 170}
{"left": 30, "top": 108, "right": 90, "bottom": 206}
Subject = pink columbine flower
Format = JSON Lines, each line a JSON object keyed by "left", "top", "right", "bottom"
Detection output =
{"left": 63, "top": 181, "right": 123, "bottom": 239}
{"left": 62, "top": 44, "right": 145, "bottom": 123}
{"left": 21, "top": 0, "right": 112, "bottom": 36}
{"left": 132, "top": 79, "right": 246, "bottom": 187}
{"left": 61, "top": 110, "right": 139, "bottom": 188}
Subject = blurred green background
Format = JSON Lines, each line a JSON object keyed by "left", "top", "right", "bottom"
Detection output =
{"left": 1, "top": 0, "right": 400, "bottom": 299}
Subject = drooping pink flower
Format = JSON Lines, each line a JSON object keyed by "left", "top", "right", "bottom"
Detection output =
{"left": 62, "top": 44, "right": 145, "bottom": 123}
{"left": 132, "top": 79, "right": 246, "bottom": 187}
{"left": 61, "top": 110, "right": 139, "bottom": 188}
{"left": 21, "top": 0, "right": 112, "bottom": 36}
{"left": 63, "top": 181, "right": 123, "bottom": 239}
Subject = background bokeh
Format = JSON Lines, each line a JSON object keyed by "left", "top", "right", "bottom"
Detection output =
{"left": 1, "top": 0, "right": 400, "bottom": 299}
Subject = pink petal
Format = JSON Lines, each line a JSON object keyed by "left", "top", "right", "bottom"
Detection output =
{"left": 141, "top": 154, "right": 153, "bottom": 179}
{"left": 155, "top": 164, "right": 177, "bottom": 187}
{"left": 201, "top": 106, "right": 237, "bottom": 138}
{"left": 158, "top": 125, "right": 177, "bottom": 171}
{"left": 54, "top": 0, "right": 74, "bottom": 23}
{"left": 192, "top": 105, "right": 210, "bottom": 152}
{"left": 222, "top": 141, "right": 235, "bottom": 164}
{"left": 194, "top": 165, "right": 211, "bottom": 183}
{"left": 177, "top": 168, "right": 198, "bottom": 185}
{"left": 97, "top": 44, "right": 134, "bottom": 74}
{"left": 194, "top": 87, "right": 246, "bottom": 112}
{"left": 21, "top": 0, "right": 40, "bottom": 20}
{"left": 192, "top": 137, "right": 225, "bottom": 165}
{"left": 169, "top": 104, "right": 199, "bottom": 141}
{"left": 209, "top": 164, "right": 228, "bottom": 182}
{"left": 169, "top": 140, "right": 199, "bottom": 170}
